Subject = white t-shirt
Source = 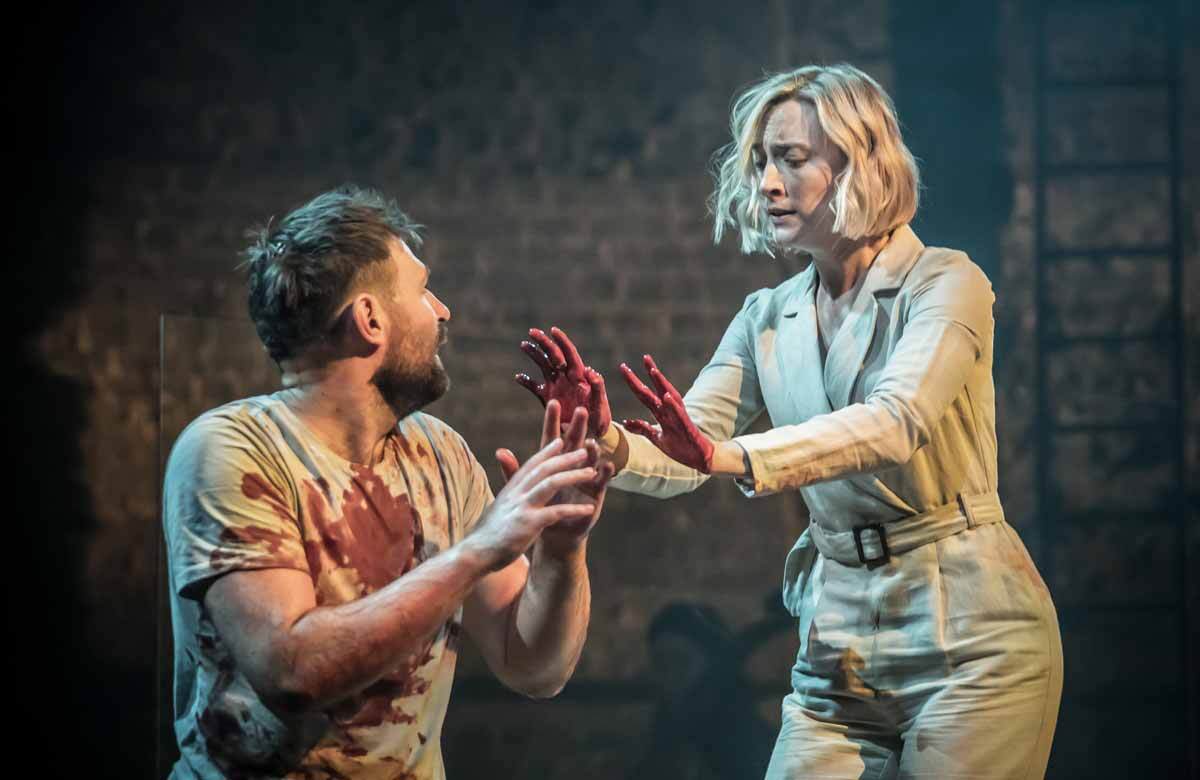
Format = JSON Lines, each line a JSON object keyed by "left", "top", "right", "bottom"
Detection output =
{"left": 163, "top": 393, "right": 492, "bottom": 779}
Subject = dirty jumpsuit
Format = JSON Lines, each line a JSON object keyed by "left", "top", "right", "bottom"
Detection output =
{"left": 608, "top": 225, "right": 1063, "bottom": 779}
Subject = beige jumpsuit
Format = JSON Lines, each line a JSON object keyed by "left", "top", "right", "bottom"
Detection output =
{"left": 609, "top": 226, "right": 1062, "bottom": 779}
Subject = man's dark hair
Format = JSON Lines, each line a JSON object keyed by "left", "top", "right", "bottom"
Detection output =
{"left": 241, "top": 185, "right": 423, "bottom": 363}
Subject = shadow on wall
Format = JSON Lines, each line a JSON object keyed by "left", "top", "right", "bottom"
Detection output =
{"left": 440, "top": 594, "right": 794, "bottom": 779}
{"left": 627, "top": 601, "right": 780, "bottom": 780}
{"left": 27, "top": 5, "right": 161, "bottom": 776}
{"left": 26, "top": 62, "right": 103, "bottom": 778}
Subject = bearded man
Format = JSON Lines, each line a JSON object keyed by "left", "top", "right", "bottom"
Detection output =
{"left": 162, "top": 186, "right": 612, "bottom": 779}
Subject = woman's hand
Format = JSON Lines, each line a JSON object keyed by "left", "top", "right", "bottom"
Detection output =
{"left": 516, "top": 326, "right": 612, "bottom": 439}
{"left": 618, "top": 354, "right": 716, "bottom": 474}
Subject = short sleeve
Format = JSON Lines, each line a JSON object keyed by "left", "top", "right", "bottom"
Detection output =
{"left": 162, "top": 412, "right": 310, "bottom": 600}
{"left": 458, "top": 453, "right": 494, "bottom": 537}
{"left": 412, "top": 414, "right": 494, "bottom": 539}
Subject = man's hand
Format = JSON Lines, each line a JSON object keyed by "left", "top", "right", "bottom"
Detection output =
{"left": 464, "top": 423, "right": 600, "bottom": 572}
{"left": 497, "top": 400, "right": 615, "bottom": 558}
{"left": 516, "top": 326, "right": 612, "bottom": 438}
{"left": 619, "top": 354, "right": 716, "bottom": 474}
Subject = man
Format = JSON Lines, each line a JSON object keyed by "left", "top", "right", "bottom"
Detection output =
{"left": 163, "top": 186, "right": 613, "bottom": 779}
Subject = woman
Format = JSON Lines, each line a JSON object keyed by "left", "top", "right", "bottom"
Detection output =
{"left": 516, "top": 64, "right": 1062, "bottom": 779}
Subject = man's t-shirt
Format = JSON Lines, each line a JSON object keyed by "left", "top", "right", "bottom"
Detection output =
{"left": 163, "top": 393, "right": 493, "bottom": 779}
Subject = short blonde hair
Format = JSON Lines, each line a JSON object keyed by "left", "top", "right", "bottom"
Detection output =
{"left": 710, "top": 64, "right": 920, "bottom": 254}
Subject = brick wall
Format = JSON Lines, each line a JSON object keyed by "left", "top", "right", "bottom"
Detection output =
{"left": 34, "top": 0, "right": 1197, "bottom": 776}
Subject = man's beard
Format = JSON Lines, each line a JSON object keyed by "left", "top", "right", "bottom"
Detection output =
{"left": 371, "top": 335, "right": 450, "bottom": 418}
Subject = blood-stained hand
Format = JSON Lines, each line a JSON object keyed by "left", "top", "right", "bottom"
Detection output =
{"left": 619, "top": 354, "right": 715, "bottom": 474}
{"left": 516, "top": 326, "right": 612, "bottom": 438}
{"left": 496, "top": 400, "right": 615, "bottom": 557}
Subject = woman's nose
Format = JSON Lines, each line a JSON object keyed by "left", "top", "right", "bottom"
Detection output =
{"left": 759, "top": 161, "right": 785, "bottom": 199}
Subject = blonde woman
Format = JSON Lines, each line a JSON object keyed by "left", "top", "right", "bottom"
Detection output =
{"left": 517, "top": 64, "right": 1062, "bottom": 778}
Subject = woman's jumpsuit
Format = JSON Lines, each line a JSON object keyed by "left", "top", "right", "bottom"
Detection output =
{"left": 608, "top": 226, "right": 1063, "bottom": 779}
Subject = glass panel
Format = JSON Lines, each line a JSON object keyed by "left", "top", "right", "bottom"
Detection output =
{"left": 156, "top": 314, "right": 280, "bottom": 774}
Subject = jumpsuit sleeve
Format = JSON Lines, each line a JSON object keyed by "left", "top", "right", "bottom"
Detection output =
{"left": 734, "top": 253, "right": 994, "bottom": 497}
{"left": 610, "top": 289, "right": 769, "bottom": 499}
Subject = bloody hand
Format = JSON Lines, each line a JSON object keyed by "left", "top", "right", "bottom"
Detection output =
{"left": 619, "top": 354, "right": 715, "bottom": 474}
{"left": 516, "top": 326, "right": 612, "bottom": 438}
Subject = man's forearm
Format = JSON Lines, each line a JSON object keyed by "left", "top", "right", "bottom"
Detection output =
{"left": 280, "top": 541, "right": 493, "bottom": 710}
{"left": 503, "top": 543, "right": 591, "bottom": 697}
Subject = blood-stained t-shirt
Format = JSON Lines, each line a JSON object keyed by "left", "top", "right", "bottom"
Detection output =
{"left": 162, "top": 393, "right": 493, "bottom": 780}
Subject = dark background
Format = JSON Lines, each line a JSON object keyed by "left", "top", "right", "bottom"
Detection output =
{"left": 27, "top": 0, "right": 1197, "bottom": 777}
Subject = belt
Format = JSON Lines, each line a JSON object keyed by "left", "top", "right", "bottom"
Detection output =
{"left": 808, "top": 492, "right": 1005, "bottom": 566}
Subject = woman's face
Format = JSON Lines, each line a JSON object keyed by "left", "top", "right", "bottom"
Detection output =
{"left": 753, "top": 99, "right": 846, "bottom": 252}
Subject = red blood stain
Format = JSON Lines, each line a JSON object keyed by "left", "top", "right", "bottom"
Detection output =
{"left": 415, "top": 471, "right": 436, "bottom": 505}
{"left": 378, "top": 650, "right": 434, "bottom": 697}
{"left": 301, "top": 466, "right": 424, "bottom": 594}
{"left": 335, "top": 677, "right": 421, "bottom": 728}
{"left": 392, "top": 431, "right": 431, "bottom": 462}
{"left": 207, "top": 473, "right": 306, "bottom": 570}
{"left": 390, "top": 434, "right": 439, "bottom": 507}
{"left": 217, "top": 524, "right": 298, "bottom": 556}
{"left": 208, "top": 548, "right": 241, "bottom": 568}
{"left": 287, "top": 456, "right": 446, "bottom": 733}
{"left": 331, "top": 640, "right": 436, "bottom": 730}
{"left": 376, "top": 756, "right": 419, "bottom": 780}
{"left": 1003, "top": 537, "right": 1050, "bottom": 593}
{"left": 240, "top": 473, "right": 294, "bottom": 523}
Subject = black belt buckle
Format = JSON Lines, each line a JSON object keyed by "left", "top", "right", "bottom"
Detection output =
{"left": 853, "top": 523, "right": 890, "bottom": 565}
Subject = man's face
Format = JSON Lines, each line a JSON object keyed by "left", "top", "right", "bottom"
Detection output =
{"left": 371, "top": 239, "right": 452, "bottom": 416}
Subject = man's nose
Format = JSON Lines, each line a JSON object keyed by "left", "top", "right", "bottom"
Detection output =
{"left": 429, "top": 291, "right": 451, "bottom": 321}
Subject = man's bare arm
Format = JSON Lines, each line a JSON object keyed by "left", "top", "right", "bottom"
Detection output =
{"left": 464, "top": 403, "right": 612, "bottom": 697}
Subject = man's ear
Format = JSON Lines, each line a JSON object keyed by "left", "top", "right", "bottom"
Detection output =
{"left": 348, "top": 293, "right": 387, "bottom": 348}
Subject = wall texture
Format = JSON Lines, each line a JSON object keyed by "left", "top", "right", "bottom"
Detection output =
{"left": 32, "top": 0, "right": 1196, "bottom": 777}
